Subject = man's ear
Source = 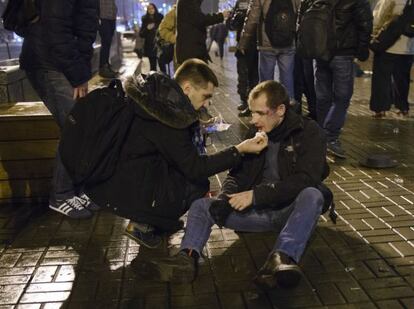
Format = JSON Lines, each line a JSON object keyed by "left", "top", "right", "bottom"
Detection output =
{"left": 181, "top": 81, "right": 192, "bottom": 96}
{"left": 277, "top": 104, "right": 286, "bottom": 117}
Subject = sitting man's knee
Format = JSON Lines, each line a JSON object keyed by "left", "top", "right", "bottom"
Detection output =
{"left": 188, "top": 198, "right": 213, "bottom": 215}
{"left": 298, "top": 187, "right": 324, "bottom": 210}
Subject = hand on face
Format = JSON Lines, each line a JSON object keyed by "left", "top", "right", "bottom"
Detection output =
{"left": 228, "top": 190, "right": 253, "bottom": 211}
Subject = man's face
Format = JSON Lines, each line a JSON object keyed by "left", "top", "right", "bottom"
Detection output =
{"left": 183, "top": 82, "right": 215, "bottom": 111}
{"left": 249, "top": 93, "right": 286, "bottom": 133}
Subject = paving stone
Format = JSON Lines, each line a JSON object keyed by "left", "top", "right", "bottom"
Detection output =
{"left": 360, "top": 277, "right": 408, "bottom": 291}
{"left": 171, "top": 293, "right": 220, "bottom": 308}
{"left": 336, "top": 282, "right": 370, "bottom": 303}
{"left": 54, "top": 265, "right": 76, "bottom": 282}
{"left": 218, "top": 292, "right": 245, "bottom": 308}
{"left": 15, "top": 305, "right": 42, "bottom": 309}
{"left": 0, "top": 275, "right": 31, "bottom": 284}
{"left": 26, "top": 282, "right": 73, "bottom": 293}
{"left": 19, "top": 291, "right": 71, "bottom": 303}
{"left": 0, "top": 284, "right": 26, "bottom": 305}
{"left": 314, "top": 283, "right": 347, "bottom": 305}
{"left": 269, "top": 293, "right": 321, "bottom": 308}
{"left": 400, "top": 297, "right": 414, "bottom": 308}
{"left": 31, "top": 266, "right": 58, "bottom": 283}
{"left": 376, "top": 299, "right": 405, "bottom": 308}
{"left": 365, "top": 259, "right": 399, "bottom": 277}
{"left": 365, "top": 286, "right": 414, "bottom": 301}
{"left": 0, "top": 253, "right": 22, "bottom": 267}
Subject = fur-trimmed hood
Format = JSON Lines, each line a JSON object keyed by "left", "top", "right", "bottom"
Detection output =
{"left": 125, "top": 72, "right": 198, "bottom": 129}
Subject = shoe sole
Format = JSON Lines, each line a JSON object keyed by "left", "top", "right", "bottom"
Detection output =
{"left": 275, "top": 267, "right": 302, "bottom": 288}
{"left": 135, "top": 260, "right": 195, "bottom": 283}
{"left": 253, "top": 274, "right": 278, "bottom": 290}
{"left": 327, "top": 148, "right": 346, "bottom": 159}
{"left": 49, "top": 205, "right": 92, "bottom": 219}
{"left": 124, "top": 231, "right": 162, "bottom": 249}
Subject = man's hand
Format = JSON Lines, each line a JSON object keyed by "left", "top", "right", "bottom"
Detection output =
{"left": 235, "top": 131, "right": 268, "bottom": 154}
{"left": 228, "top": 190, "right": 253, "bottom": 211}
{"left": 73, "top": 82, "right": 88, "bottom": 99}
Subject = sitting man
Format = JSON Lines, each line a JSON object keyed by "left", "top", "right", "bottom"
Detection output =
{"left": 133, "top": 80, "right": 331, "bottom": 289}
{"left": 85, "top": 59, "right": 268, "bottom": 248}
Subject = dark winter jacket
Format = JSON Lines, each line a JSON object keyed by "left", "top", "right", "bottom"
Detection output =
{"left": 86, "top": 72, "right": 243, "bottom": 231}
{"left": 239, "top": 0, "right": 301, "bottom": 51}
{"left": 298, "top": 0, "right": 373, "bottom": 59}
{"left": 221, "top": 110, "right": 329, "bottom": 209}
{"left": 139, "top": 12, "right": 164, "bottom": 58}
{"left": 20, "top": 0, "right": 99, "bottom": 87}
{"left": 176, "top": 0, "right": 224, "bottom": 64}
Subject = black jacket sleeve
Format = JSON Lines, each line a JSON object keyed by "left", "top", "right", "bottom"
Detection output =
{"left": 42, "top": 0, "right": 99, "bottom": 87}
{"left": 179, "top": 0, "right": 224, "bottom": 28}
{"left": 353, "top": 0, "right": 373, "bottom": 59}
{"left": 147, "top": 122, "right": 243, "bottom": 182}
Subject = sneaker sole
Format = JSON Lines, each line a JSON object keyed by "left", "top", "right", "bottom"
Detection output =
{"left": 135, "top": 260, "right": 195, "bottom": 284}
{"left": 124, "top": 231, "right": 162, "bottom": 249}
{"left": 48, "top": 205, "right": 92, "bottom": 219}
{"left": 327, "top": 148, "right": 347, "bottom": 159}
{"left": 253, "top": 274, "right": 278, "bottom": 290}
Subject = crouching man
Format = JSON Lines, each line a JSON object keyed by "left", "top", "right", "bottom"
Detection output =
{"left": 133, "top": 80, "right": 332, "bottom": 289}
{"left": 86, "top": 59, "right": 268, "bottom": 248}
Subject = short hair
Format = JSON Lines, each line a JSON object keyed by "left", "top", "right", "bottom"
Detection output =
{"left": 248, "top": 80, "right": 289, "bottom": 109}
{"left": 174, "top": 58, "right": 219, "bottom": 88}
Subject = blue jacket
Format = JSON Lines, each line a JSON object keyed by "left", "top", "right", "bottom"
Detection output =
{"left": 20, "top": 0, "right": 99, "bottom": 87}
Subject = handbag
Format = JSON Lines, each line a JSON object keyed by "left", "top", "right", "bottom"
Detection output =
{"left": 370, "top": 0, "right": 414, "bottom": 53}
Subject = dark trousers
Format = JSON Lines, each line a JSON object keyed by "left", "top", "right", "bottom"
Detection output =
{"left": 236, "top": 49, "right": 259, "bottom": 104}
{"left": 26, "top": 70, "right": 77, "bottom": 201}
{"left": 370, "top": 52, "right": 413, "bottom": 112}
{"left": 315, "top": 56, "right": 354, "bottom": 142}
{"left": 294, "top": 55, "right": 317, "bottom": 119}
{"left": 99, "top": 19, "right": 116, "bottom": 68}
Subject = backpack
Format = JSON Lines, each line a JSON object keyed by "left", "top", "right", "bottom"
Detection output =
{"left": 1, "top": 0, "right": 39, "bottom": 36}
{"left": 264, "top": 0, "right": 296, "bottom": 48}
{"left": 59, "top": 80, "right": 135, "bottom": 187}
{"left": 296, "top": 0, "right": 338, "bottom": 61}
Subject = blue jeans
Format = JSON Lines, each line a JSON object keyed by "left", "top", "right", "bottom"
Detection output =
{"left": 315, "top": 56, "right": 354, "bottom": 142}
{"left": 181, "top": 187, "right": 324, "bottom": 263}
{"left": 26, "top": 70, "right": 76, "bottom": 201}
{"left": 258, "top": 49, "right": 295, "bottom": 99}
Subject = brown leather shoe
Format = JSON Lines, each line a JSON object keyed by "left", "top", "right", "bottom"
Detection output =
{"left": 253, "top": 252, "right": 302, "bottom": 289}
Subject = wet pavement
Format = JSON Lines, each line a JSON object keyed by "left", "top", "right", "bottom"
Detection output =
{"left": 1, "top": 53, "right": 414, "bottom": 308}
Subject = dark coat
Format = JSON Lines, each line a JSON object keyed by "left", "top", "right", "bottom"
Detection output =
{"left": 20, "top": 0, "right": 99, "bottom": 87}
{"left": 176, "top": 0, "right": 224, "bottom": 64}
{"left": 221, "top": 110, "right": 330, "bottom": 209}
{"left": 139, "top": 12, "right": 164, "bottom": 58}
{"left": 298, "top": 0, "right": 373, "bottom": 58}
{"left": 210, "top": 23, "right": 228, "bottom": 43}
{"left": 86, "top": 73, "right": 242, "bottom": 231}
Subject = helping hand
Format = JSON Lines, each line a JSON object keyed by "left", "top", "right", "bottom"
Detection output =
{"left": 235, "top": 132, "right": 268, "bottom": 154}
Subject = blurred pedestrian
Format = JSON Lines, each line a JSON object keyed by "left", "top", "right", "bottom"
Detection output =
{"left": 140, "top": 3, "right": 163, "bottom": 71}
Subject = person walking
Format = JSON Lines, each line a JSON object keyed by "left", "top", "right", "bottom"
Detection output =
{"left": 140, "top": 3, "right": 163, "bottom": 71}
